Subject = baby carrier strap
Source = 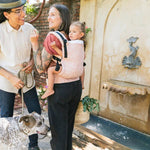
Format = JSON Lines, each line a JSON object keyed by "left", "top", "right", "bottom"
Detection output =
{"left": 53, "top": 55, "right": 61, "bottom": 71}
{"left": 55, "top": 31, "right": 68, "bottom": 58}
{"left": 52, "top": 31, "right": 68, "bottom": 71}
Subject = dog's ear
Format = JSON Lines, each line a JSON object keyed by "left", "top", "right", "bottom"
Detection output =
{"left": 19, "top": 116, "right": 30, "bottom": 123}
{"left": 19, "top": 115, "right": 36, "bottom": 128}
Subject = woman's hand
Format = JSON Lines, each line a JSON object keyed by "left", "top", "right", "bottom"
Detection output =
{"left": 30, "top": 29, "right": 39, "bottom": 51}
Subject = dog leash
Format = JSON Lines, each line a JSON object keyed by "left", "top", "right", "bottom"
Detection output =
{"left": 18, "top": 62, "right": 34, "bottom": 114}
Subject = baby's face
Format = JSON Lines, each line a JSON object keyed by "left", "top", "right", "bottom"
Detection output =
{"left": 69, "top": 25, "right": 84, "bottom": 41}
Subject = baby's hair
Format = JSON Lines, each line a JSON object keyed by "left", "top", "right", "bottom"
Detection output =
{"left": 71, "top": 21, "right": 87, "bottom": 49}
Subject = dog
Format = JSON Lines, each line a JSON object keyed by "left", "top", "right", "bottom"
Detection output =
{"left": 0, "top": 112, "right": 50, "bottom": 150}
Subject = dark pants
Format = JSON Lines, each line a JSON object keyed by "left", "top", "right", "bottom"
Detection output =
{"left": 48, "top": 80, "right": 82, "bottom": 150}
{"left": 0, "top": 87, "right": 41, "bottom": 148}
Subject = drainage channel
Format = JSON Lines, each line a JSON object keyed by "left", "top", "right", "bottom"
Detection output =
{"left": 82, "top": 114, "right": 150, "bottom": 150}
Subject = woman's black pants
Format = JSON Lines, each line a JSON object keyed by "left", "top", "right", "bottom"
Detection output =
{"left": 48, "top": 80, "right": 82, "bottom": 150}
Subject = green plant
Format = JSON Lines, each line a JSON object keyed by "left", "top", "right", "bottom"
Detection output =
{"left": 81, "top": 95, "right": 100, "bottom": 112}
{"left": 37, "top": 85, "right": 46, "bottom": 100}
{"left": 85, "top": 27, "right": 92, "bottom": 36}
{"left": 37, "top": 85, "right": 48, "bottom": 110}
{"left": 25, "top": 2, "right": 38, "bottom": 16}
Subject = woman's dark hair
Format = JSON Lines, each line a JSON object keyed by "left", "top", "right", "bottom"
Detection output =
{"left": 0, "top": 9, "right": 11, "bottom": 24}
{"left": 51, "top": 4, "right": 71, "bottom": 35}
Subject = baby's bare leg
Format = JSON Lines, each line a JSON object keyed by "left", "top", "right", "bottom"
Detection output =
{"left": 41, "top": 66, "right": 62, "bottom": 99}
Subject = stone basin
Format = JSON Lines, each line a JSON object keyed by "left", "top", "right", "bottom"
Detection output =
{"left": 82, "top": 114, "right": 150, "bottom": 150}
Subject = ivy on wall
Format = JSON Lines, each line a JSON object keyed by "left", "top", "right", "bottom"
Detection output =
{"left": 25, "top": 2, "right": 38, "bottom": 16}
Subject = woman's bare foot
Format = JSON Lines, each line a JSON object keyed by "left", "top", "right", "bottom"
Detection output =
{"left": 41, "top": 89, "right": 54, "bottom": 99}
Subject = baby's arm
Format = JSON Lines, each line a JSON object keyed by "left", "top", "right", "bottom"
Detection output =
{"left": 51, "top": 41, "right": 62, "bottom": 57}
{"left": 80, "top": 67, "right": 85, "bottom": 89}
{"left": 80, "top": 52, "right": 86, "bottom": 89}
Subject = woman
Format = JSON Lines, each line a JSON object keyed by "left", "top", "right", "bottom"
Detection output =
{"left": 31, "top": 4, "right": 82, "bottom": 150}
{"left": 0, "top": 0, "right": 41, "bottom": 150}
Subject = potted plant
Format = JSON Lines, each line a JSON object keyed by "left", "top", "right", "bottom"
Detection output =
{"left": 75, "top": 95, "right": 100, "bottom": 124}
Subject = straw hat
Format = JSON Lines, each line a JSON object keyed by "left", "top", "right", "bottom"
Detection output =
{"left": 0, "top": 0, "right": 26, "bottom": 9}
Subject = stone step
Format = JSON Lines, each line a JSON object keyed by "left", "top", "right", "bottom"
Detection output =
{"left": 73, "top": 125, "right": 131, "bottom": 150}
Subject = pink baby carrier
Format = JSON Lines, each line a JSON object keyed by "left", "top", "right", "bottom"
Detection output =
{"left": 50, "top": 31, "right": 84, "bottom": 79}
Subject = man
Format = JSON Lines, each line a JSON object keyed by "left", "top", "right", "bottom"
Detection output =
{"left": 0, "top": 0, "right": 41, "bottom": 150}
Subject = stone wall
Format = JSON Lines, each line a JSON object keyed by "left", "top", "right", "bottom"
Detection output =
{"left": 80, "top": 0, "right": 150, "bottom": 134}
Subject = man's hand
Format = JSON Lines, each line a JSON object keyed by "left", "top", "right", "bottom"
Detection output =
{"left": 9, "top": 75, "right": 24, "bottom": 89}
